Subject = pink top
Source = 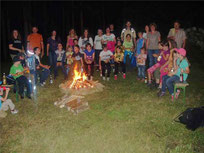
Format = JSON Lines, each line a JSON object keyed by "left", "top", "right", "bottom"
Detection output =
{"left": 107, "top": 41, "right": 116, "bottom": 52}
{"left": 68, "top": 37, "right": 74, "bottom": 47}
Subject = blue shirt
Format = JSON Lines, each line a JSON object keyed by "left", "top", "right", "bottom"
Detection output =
{"left": 84, "top": 49, "right": 95, "bottom": 61}
{"left": 136, "top": 38, "right": 144, "bottom": 54}
{"left": 176, "top": 58, "right": 189, "bottom": 81}
{"left": 0, "top": 95, "right": 2, "bottom": 109}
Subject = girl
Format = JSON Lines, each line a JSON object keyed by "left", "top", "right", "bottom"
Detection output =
{"left": 65, "top": 45, "right": 74, "bottom": 78}
{"left": 78, "top": 29, "right": 93, "bottom": 53}
{"left": 9, "top": 30, "right": 24, "bottom": 59}
{"left": 137, "top": 47, "right": 147, "bottom": 81}
{"left": 84, "top": 43, "right": 95, "bottom": 80}
{"left": 54, "top": 43, "right": 66, "bottom": 79}
{"left": 158, "top": 48, "right": 190, "bottom": 101}
{"left": 123, "top": 34, "right": 134, "bottom": 71}
{"left": 66, "top": 29, "right": 78, "bottom": 49}
{"left": 147, "top": 40, "right": 170, "bottom": 87}
{"left": 72, "top": 45, "right": 84, "bottom": 73}
{"left": 99, "top": 44, "right": 113, "bottom": 81}
{"left": 94, "top": 29, "right": 103, "bottom": 71}
{"left": 102, "top": 27, "right": 116, "bottom": 53}
{"left": 114, "top": 46, "right": 125, "bottom": 80}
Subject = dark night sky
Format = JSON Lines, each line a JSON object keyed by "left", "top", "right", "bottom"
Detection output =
{"left": 1, "top": 1, "right": 204, "bottom": 61}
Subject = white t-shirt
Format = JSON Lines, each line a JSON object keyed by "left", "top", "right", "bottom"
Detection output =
{"left": 102, "top": 34, "right": 115, "bottom": 44}
{"left": 55, "top": 50, "right": 65, "bottom": 62}
{"left": 78, "top": 37, "right": 93, "bottom": 53}
{"left": 94, "top": 35, "right": 103, "bottom": 50}
{"left": 99, "top": 50, "right": 113, "bottom": 61}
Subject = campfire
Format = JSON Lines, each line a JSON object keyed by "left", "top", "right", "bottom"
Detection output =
{"left": 69, "top": 68, "right": 94, "bottom": 90}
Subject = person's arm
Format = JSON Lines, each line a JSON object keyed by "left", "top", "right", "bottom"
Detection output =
{"left": 22, "top": 46, "right": 25, "bottom": 52}
{"left": 182, "top": 66, "right": 190, "bottom": 74}
{"left": 99, "top": 56, "right": 101, "bottom": 70}
{"left": 81, "top": 57, "right": 84, "bottom": 67}
{"left": 146, "top": 38, "right": 149, "bottom": 49}
{"left": 182, "top": 39, "right": 186, "bottom": 49}
{"left": 162, "top": 53, "right": 170, "bottom": 61}
{"left": 90, "top": 38, "right": 93, "bottom": 47}
{"left": 39, "top": 62, "right": 50, "bottom": 69}
{"left": 84, "top": 53, "right": 88, "bottom": 63}
{"left": 1, "top": 88, "right": 10, "bottom": 102}
{"left": 41, "top": 41, "right": 44, "bottom": 58}
{"left": 27, "top": 35, "right": 30, "bottom": 50}
{"left": 9, "top": 44, "right": 22, "bottom": 53}
{"left": 92, "top": 52, "right": 95, "bottom": 62}
{"left": 47, "top": 44, "right": 50, "bottom": 56}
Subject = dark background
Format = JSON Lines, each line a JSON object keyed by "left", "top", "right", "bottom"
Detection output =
{"left": 1, "top": 1, "right": 204, "bottom": 63}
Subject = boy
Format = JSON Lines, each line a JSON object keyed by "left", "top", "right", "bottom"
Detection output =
{"left": 137, "top": 47, "right": 147, "bottom": 81}
{"left": 72, "top": 45, "right": 84, "bottom": 73}
{"left": 33, "top": 47, "right": 50, "bottom": 86}
{"left": 0, "top": 87, "right": 18, "bottom": 116}
{"left": 99, "top": 44, "right": 113, "bottom": 81}
{"left": 10, "top": 56, "right": 31, "bottom": 99}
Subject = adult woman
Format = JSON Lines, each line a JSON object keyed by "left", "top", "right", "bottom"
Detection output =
{"left": 66, "top": 29, "right": 78, "bottom": 50}
{"left": 102, "top": 27, "right": 116, "bottom": 53}
{"left": 47, "top": 30, "right": 61, "bottom": 73}
{"left": 9, "top": 30, "right": 24, "bottom": 59}
{"left": 78, "top": 29, "right": 93, "bottom": 53}
{"left": 158, "top": 48, "right": 190, "bottom": 101}
{"left": 146, "top": 23, "right": 161, "bottom": 68}
{"left": 143, "top": 25, "right": 150, "bottom": 40}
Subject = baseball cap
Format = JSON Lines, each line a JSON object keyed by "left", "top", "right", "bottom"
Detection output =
{"left": 175, "top": 48, "right": 186, "bottom": 57}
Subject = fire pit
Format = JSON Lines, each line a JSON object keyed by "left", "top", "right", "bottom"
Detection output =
{"left": 54, "top": 67, "right": 105, "bottom": 114}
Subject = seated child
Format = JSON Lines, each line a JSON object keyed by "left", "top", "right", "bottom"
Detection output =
{"left": 65, "top": 45, "right": 74, "bottom": 78}
{"left": 0, "top": 87, "right": 18, "bottom": 116}
{"left": 114, "top": 46, "right": 125, "bottom": 80}
{"left": 137, "top": 47, "right": 147, "bottom": 81}
{"left": 33, "top": 47, "right": 50, "bottom": 86}
{"left": 147, "top": 40, "right": 170, "bottom": 88}
{"left": 54, "top": 43, "right": 66, "bottom": 79}
{"left": 99, "top": 44, "right": 113, "bottom": 81}
{"left": 84, "top": 43, "right": 95, "bottom": 80}
{"left": 72, "top": 45, "right": 84, "bottom": 73}
{"left": 10, "top": 56, "right": 31, "bottom": 99}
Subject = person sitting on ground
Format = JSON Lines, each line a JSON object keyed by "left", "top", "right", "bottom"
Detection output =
{"left": 158, "top": 48, "right": 190, "bottom": 101}
{"left": 0, "top": 87, "right": 18, "bottom": 116}
{"left": 99, "top": 44, "right": 113, "bottom": 81}
{"left": 9, "top": 56, "right": 31, "bottom": 99}
{"left": 84, "top": 43, "right": 95, "bottom": 80}
{"left": 54, "top": 43, "right": 67, "bottom": 79}
{"left": 114, "top": 46, "right": 125, "bottom": 80}
{"left": 72, "top": 45, "right": 84, "bottom": 73}
{"left": 137, "top": 47, "right": 147, "bottom": 81}
{"left": 147, "top": 40, "right": 170, "bottom": 88}
{"left": 33, "top": 47, "right": 50, "bottom": 86}
{"left": 65, "top": 45, "right": 74, "bottom": 78}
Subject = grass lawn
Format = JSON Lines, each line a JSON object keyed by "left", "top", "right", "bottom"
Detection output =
{"left": 0, "top": 61, "right": 204, "bottom": 153}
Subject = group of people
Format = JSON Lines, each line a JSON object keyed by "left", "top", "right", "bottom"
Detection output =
{"left": 0, "top": 20, "right": 190, "bottom": 116}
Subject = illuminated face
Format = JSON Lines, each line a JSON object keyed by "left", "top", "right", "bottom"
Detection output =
{"left": 141, "top": 49, "right": 145, "bottom": 54}
{"left": 58, "top": 44, "right": 63, "bottom": 50}
{"left": 145, "top": 25, "right": 149, "bottom": 32}
{"left": 126, "top": 21, "right": 131, "bottom": 27}
{"left": 117, "top": 41, "right": 121, "bottom": 46}
{"left": 86, "top": 45, "right": 91, "bottom": 51}
{"left": 150, "top": 25, "right": 156, "bottom": 31}
{"left": 110, "top": 24, "right": 114, "bottom": 30}
{"left": 13, "top": 30, "right": 18, "bottom": 38}
{"left": 74, "top": 46, "right": 79, "bottom": 53}
{"left": 116, "top": 47, "right": 121, "bottom": 53}
{"left": 163, "top": 45, "right": 169, "bottom": 51}
{"left": 84, "top": 30, "right": 88, "bottom": 37}
{"left": 98, "top": 29, "right": 103, "bottom": 36}
{"left": 174, "top": 22, "right": 180, "bottom": 30}
{"left": 70, "top": 29, "right": 75, "bottom": 35}
{"left": 158, "top": 43, "right": 163, "bottom": 50}
{"left": 68, "top": 47, "right": 72, "bottom": 52}
{"left": 126, "top": 35, "right": 131, "bottom": 41}
{"left": 74, "top": 40, "right": 78, "bottom": 45}
{"left": 106, "top": 28, "right": 110, "bottom": 33}
{"left": 32, "top": 27, "right": 38, "bottom": 33}
{"left": 138, "top": 33, "right": 143, "bottom": 38}
{"left": 52, "top": 31, "right": 57, "bottom": 36}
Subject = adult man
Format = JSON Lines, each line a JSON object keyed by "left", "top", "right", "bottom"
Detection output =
{"left": 167, "top": 21, "right": 187, "bottom": 49}
{"left": 27, "top": 26, "right": 44, "bottom": 58}
{"left": 120, "top": 21, "right": 136, "bottom": 45}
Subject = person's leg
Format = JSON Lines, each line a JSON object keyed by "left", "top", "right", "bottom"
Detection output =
{"left": 153, "top": 50, "right": 159, "bottom": 65}
{"left": 138, "top": 65, "right": 141, "bottom": 79}
{"left": 114, "top": 62, "right": 119, "bottom": 75}
{"left": 90, "top": 62, "right": 94, "bottom": 77}
{"left": 1, "top": 99, "right": 15, "bottom": 111}
{"left": 161, "top": 75, "right": 170, "bottom": 93}
{"left": 147, "top": 49, "right": 154, "bottom": 68}
{"left": 122, "top": 62, "right": 126, "bottom": 74}
{"left": 101, "top": 61, "right": 106, "bottom": 77}
{"left": 141, "top": 65, "right": 146, "bottom": 79}
{"left": 107, "top": 62, "right": 111, "bottom": 78}
{"left": 16, "top": 77, "right": 24, "bottom": 96}
{"left": 22, "top": 76, "right": 31, "bottom": 96}
{"left": 166, "top": 75, "right": 180, "bottom": 95}
{"left": 41, "top": 68, "right": 50, "bottom": 83}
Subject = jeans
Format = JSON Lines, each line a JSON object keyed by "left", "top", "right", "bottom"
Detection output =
{"left": 147, "top": 49, "right": 159, "bottom": 68}
{"left": 37, "top": 68, "right": 50, "bottom": 83}
{"left": 161, "top": 75, "right": 180, "bottom": 95}
{"left": 95, "top": 49, "right": 102, "bottom": 68}
{"left": 16, "top": 76, "right": 31, "bottom": 96}
{"left": 114, "top": 62, "right": 126, "bottom": 75}
{"left": 48, "top": 51, "right": 57, "bottom": 74}
{"left": 101, "top": 61, "right": 111, "bottom": 77}
{"left": 54, "top": 64, "right": 67, "bottom": 79}
{"left": 138, "top": 65, "right": 146, "bottom": 79}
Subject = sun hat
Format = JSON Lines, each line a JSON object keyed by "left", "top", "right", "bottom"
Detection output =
{"left": 175, "top": 48, "right": 186, "bottom": 57}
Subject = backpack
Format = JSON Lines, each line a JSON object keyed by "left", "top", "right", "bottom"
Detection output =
{"left": 174, "top": 107, "right": 204, "bottom": 131}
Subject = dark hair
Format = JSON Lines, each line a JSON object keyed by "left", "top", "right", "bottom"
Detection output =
{"left": 140, "top": 47, "right": 146, "bottom": 51}
{"left": 126, "top": 34, "right": 131, "bottom": 38}
{"left": 82, "top": 29, "right": 90, "bottom": 39}
{"left": 116, "top": 46, "right": 122, "bottom": 50}
{"left": 161, "top": 40, "right": 169, "bottom": 47}
{"left": 149, "top": 23, "right": 157, "bottom": 29}
{"left": 102, "top": 44, "right": 107, "bottom": 49}
{"left": 11, "top": 29, "right": 21, "bottom": 41}
{"left": 86, "top": 43, "right": 92, "bottom": 48}
{"left": 73, "top": 38, "right": 78, "bottom": 42}
{"left": 174, "top": 20, "right": 181, "bottom": 25}
{"left": 74, "top": 45, "right": 80, "bottom": 49}
{"left": 33, "top": 47, "right": 39, "bottom": 53}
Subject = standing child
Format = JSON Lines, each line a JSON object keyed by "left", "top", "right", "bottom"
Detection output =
{"left": 94, "top": 29, "right": 103, "bottom": 71}
{"left": 99, "top": 44, "right": 113, "bottom": 81}
{"left": 137, "top": 47, "right": 147, "bottom": 81}
{"left": 65, "top": 45, "right": 73, "bottom": 78}
{"left": 54, "top": 43, "right": 66, "bottom": 79}
{"left": 84, "top": 43, "right": 95, "bottom": 80}
{"left": 123, "top": 34, "right": 134, "bottom": 71}
{"left": 114, "top": 46, "right": 125, "bottom": 80}
{"left": 136, "top": 32, "right": 145, "bottom": 55}
{"left": 72, "top": 45, "right": 84, "bottom": 73}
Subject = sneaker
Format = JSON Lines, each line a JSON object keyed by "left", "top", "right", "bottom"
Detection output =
{"left": 43, "top": 82, "right": 46, "bottom": 85}
{"left": 175, "top": 90, "right": 180, "bottom": 99}
{"left": 107, "top": 77, "right": 110, "bottom": 81}
{"left": 40, "top": 83, "right": 44, "bottom": 87}
{"left": 123, "top": 73, "right": 126, "bottom": 79}
{"left": 103, "top": 77, "right": 106, "bottom": 81}
{"left": 158, "top": 92, "right": 165, "bottom": 97}
{"left": 113, "top": 68, "right": 115, "bottom": 73}
{"left": 114, "top": 75, "right": 117, "bottom": 80}
{"left": 11, "top": 109, "right": 18, "bottom": 114}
